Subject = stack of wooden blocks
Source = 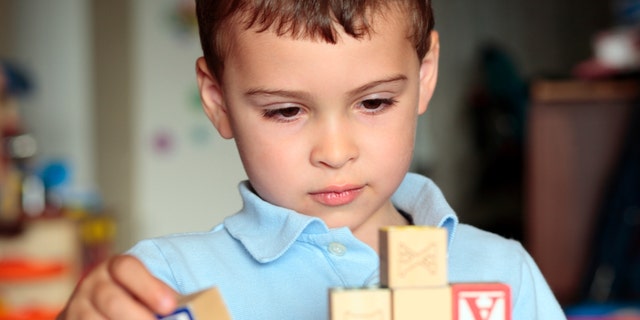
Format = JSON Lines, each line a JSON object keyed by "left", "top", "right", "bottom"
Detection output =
{"left": 329, "top": 226, "right": 511, "bottom": 320}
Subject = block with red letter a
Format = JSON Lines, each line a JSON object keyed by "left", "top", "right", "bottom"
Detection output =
{"left": 452, "top": 283, "right": 511, "bottom": 320}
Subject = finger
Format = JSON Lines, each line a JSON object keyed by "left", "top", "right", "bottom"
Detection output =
{"left": 58, "top": 299, "right": 108, "bottom": 320}
{"left": 91, "top": 278, "right": 158, "bottom": 320}
{"left": 58, "top": 263, "right": 111, "bottom": 320}
{"left": 108, "top": 255, "right": 178, "bottom": 315}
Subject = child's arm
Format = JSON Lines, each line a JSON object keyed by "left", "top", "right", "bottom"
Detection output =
{"left": 57, "top": 255, "right": 178, "bottom": 320}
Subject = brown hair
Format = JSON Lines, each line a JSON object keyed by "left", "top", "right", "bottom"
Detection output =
{"left": 196, "top": 0, "right": 434, "bottom": 81}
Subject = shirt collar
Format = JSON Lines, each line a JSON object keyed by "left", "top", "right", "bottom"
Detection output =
{"left": 224, "top": 173, "right": 459, "bottom": 263}
{"left": 223, "top": 183, "right": 328, "bottom": 263}
{"left": 390, "top": 172, "right": 459, "bottom": 246}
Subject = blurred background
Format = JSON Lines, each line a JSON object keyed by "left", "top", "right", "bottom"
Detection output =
{"left": 0, "top": 0, "right": 639, "bottom": 319}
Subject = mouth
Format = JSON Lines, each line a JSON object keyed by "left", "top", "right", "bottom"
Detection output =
{"left": 309, "top": 185, "right": 364, "bottom": 206}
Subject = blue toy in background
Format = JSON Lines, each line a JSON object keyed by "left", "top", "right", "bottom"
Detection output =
{"left": 1, "top": 60, "right": 33, "bottom": 97}
{"left": 614, "top": 0, "right": 640, "bottom": 26}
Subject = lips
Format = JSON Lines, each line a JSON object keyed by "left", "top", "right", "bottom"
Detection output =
{"left": 309, "top": 185, "right": 364, "bottom": 206}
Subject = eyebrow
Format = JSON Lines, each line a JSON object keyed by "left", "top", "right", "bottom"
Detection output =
{"left": 244, "top": 74, "right": 409, "bottom": 100}
{"left": 245, "top": 87, "right": 313, "bottom": 101}
{"left": 347, "top": 74, "right": 408, "bottom": 96}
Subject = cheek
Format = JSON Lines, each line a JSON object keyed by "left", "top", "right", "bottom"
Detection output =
{"left": 371, "top": 112, "right": 417, "bottom": 161}
{"left": 236, "top": 133, "right": 290, "bottom": 176}
{"left": 382, "top": 119, "right": 417, "bottom": 183}
{"left": 233, "top": 128, "right": 305, "bottom": 201}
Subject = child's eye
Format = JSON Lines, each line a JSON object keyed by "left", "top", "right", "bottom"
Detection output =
{"left": 358, "top": 98, "right": 398, "bottom": 114}
{"left": 262, "top": 106, "right": 303, "bottom": 122}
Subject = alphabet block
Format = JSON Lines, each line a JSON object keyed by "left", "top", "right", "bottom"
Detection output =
{"left": 329, "top": 287, "right": 392, "bottom": 320}
{"left": 158, "top": 287, "right": 231, "bottom": 320}
{"left": 329, "top": 225, "right": 513, "bottom": 320}
{"left": 452, "top": 283, "right": 511, "bottom": 320}
{"left": 379, "top": 226, "right": 447, "bottom": 288}
{"left": 392, "top": 286, "right": 452, "bottom": 320}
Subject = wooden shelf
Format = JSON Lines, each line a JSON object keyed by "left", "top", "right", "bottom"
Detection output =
{"left": 525, "top": 79, "right": 638, "bottom": 305}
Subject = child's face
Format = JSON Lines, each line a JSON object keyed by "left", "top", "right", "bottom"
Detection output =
{"left": 198, "top": 9, "right": 439, "bottom": 230}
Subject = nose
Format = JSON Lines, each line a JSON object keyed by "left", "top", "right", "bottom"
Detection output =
{"left": 310, "top": 117, "right": 359, "bottom": 169}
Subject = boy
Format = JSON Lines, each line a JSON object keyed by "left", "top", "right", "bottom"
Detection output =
{"left": 59, "top": 0, "right": 565, "bottom": 319}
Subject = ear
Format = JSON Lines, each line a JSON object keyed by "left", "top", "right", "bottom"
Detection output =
{"left": 196, "top": 57, "right": 234, "bottom": 139}
{"left": 417, "top": 31, "right": 440, "bottom": 115}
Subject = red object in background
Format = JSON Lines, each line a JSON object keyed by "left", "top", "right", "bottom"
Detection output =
{"left": 0, "top": 307, "right": 60, "bottom": 320}
{"left": 0, "top": 259, "right": 68, "bottom": 319}
{"left": 0, "top": 308, "right": 60, "bottom": 320}
{"left": 0, "top": 258, "right": 68, "bottom": 282}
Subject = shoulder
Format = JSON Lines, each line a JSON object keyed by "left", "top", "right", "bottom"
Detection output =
{"left": 449, "top": 224, "right": 566, "bottom": 319}
{"left": 451, "top": 224, "right": 525, "bottom": 262}
{"left": 448, "top": 223, "right": 528, "bottom": 283}
{"left": 130, "top": 224, "right": 232, "bottom": 258}
{"left": 126, "top": 224, "right": 245, "bottom": 293}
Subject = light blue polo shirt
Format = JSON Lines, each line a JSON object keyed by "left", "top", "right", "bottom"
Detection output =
{"left": 129, "top": 173, "right": 566, "bottom": 319}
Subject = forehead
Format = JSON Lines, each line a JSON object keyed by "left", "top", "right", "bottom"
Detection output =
{"left": 221, "top": 8, "right": 418, "bottom": 89}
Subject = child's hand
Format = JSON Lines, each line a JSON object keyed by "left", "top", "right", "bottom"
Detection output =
{"left": 57, "top": 255, "right": 178, "bottom": 320}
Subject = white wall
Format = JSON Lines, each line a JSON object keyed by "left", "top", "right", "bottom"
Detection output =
{"left": 9, "top": 0, "right": 95, "bottom": 191}
{"left": 3, "top": 0, "right": 247, "bottom": 247}
{"left": 131, "top": 0, "right": 246, "bottom": 241}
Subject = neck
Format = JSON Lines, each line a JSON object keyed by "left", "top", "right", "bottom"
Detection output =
{"left": 352, "top": 205, "right": 410, "bottom": 253}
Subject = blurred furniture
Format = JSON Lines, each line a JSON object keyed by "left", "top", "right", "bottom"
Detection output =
{"left": 0, "top": 217, "right": 81, "bottom": 319}
{"left": 526, "top": 79, "right": 640, "bottom": 305}
{"left": 0, "top": 213, "right": 116, "bottom": 319}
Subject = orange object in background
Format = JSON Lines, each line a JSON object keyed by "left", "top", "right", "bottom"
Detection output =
{"left": 0, "top": 259, "right": 68, "bottom": 282}
{"left": 0, "top": 306, "right": 60, "bottom": 320}
{"left": 0, "top": 258, "right": 68, "bottom": 319}
{"left": 0, "top": 218, "right": 81, "bottom": 320}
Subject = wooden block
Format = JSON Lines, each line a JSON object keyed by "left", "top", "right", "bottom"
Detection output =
{"left": 329, "top": 287, "right": 391, "bottom": 320}
{"left": 379, "top": 226, "right": 447, "bottom": 288}
{"left": 452, "top": 283, "right": 511, "bottom": 320}
{"left": 158, "top": 287, "right": 231, "bottom": 320}
{"left": 392, "top": 286, "right": 452, "bottom": 320}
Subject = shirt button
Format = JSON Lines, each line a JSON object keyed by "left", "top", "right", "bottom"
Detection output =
{"left": 328, "top": 242, "right": 347, "bottom": 256}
